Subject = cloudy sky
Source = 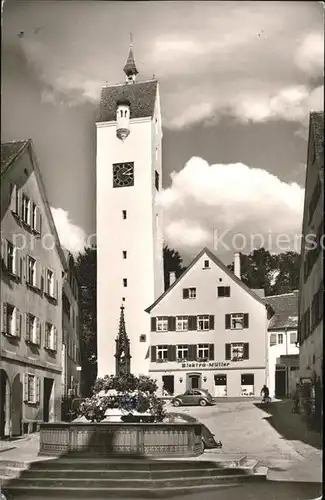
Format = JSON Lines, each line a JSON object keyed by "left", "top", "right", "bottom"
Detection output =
{"left": 2, "top": 1, "right": 323, "bottom": 262}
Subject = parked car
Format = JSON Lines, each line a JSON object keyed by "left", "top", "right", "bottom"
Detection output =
{"left": 168, "top": 411, "right": 222, "bottom": 450}
{"left": 171, "top": 389, "right": 214, "bottom": 407}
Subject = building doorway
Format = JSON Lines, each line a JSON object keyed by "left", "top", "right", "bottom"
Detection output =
{"left": 187, "top": 373, "right": 201, "bottom": 390}
{"left": 43, "top": 378, "right": 54, "bottom": 422}
{"left": 11, "top": 373, "right": 22, "bottom": 436}
{"left": 162, "top": 375, "right": 174, "bottom": 396}
{"left": 0, "top": 369, "right": 10, "bottom": 438}
{"left": 214, "top": 374, "right": 227, "bottom": 397}
{"left": 275, "top": 367, "right": 286, "bottom": 398}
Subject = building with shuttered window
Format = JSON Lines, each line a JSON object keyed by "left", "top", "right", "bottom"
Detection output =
{"left": 298, "top": 112, "right": 324, "bottom": 388}
{"left": 0, "top": 140, "right": 67, "bottom": 438}
{"left": 266, "top": 292, "right": 299, "bottom": 399}
{"left": 146, "top": 248, "right": 273, "bottom": 398}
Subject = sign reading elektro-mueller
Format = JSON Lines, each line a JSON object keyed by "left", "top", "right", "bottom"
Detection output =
{"left": 181, "top": 361, "right": 230, "bottom": 369}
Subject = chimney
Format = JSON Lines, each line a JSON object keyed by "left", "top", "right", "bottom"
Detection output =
{"left": 234, "top": 253, "right": 241, "bottom": 279}
{"left": 169, "top": 271, "right": 176, "bottom": 286}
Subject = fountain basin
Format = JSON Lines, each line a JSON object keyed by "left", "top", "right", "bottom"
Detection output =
{"left": 39, "top": 421, "right": 203, "bottom": 457}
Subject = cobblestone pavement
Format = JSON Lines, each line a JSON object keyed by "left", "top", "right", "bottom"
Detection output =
{"left": 166, "top": 400, "right": 322, "bottom": 483}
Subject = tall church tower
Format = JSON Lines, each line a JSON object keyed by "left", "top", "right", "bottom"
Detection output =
{"left": 96, "top": 45, "right": 164, "bottom": 377}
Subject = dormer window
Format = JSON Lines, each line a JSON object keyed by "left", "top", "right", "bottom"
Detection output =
{"left": 116, "top": 101, "right": 131, "bottom": 141}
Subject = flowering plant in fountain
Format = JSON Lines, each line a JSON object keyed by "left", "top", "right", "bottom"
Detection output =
{"left": 79, "top": 374, "right": 166, "bottom": 423}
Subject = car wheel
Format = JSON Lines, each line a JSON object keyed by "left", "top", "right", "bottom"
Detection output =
{"left": 199, "top": 399, "right": 207, "bottom": 406}
{"left": 173, "top": 399, "right": 181, "bottom": 407}
{"left": 202, "top": 440, "right": 206, "bottom": 450}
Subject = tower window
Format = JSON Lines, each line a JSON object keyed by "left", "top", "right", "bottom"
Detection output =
{"left": 123, "top": 278, "right": 128, "bottom": 287}
{"left": 122, "top": 210, "right": 127, "bottom": 219}
{"left": 123, "top": 250, "right": 127, "bottom": 259}
{"left": 155, "top": 171, "right": 159, "bottom": 191}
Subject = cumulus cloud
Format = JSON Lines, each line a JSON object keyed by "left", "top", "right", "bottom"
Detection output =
{"left": 158, "top": 157, "right": 305, "bottom": 259}
{"left": 295, "top": 32, "right": 324, "bottom": 75}
{"left": 5, "top": 1, "right": 322, "bottom": 132}
{"left": 51, "top": 207, "right": 87, "bottom": 256}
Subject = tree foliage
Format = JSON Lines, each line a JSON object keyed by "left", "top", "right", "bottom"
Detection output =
{"left": 75, "top": 246, "right": 97, "bottom": 396}
{"left": 228, "top": 248, "right": 301, "bottom": 296}
{"left": 163, "top": 245, "right": 187, "bottom": 290}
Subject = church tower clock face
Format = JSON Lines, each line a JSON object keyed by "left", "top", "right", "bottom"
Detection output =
{"left": 113, "top": 162, "right": 134, "bottom": 187}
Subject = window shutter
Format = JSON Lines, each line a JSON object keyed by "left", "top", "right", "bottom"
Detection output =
{"left": 36, "top": 318, "right": 41, "bottom": 345}
{"left": 209, "top": 344, "right": 215, "bottom": 361}
{"left": 168, "top": 316, "right": 176, "bottom": 331}
{"left": 15, "top": 308, "right": 21, "bottom": 338}
{"left": 270, "top": 333, "right": 277, "bottom": 346}
{"left": 25, "top": 313, "right": 30, "bottom": 341}
{"left": 243, "top": 343, "right": 249, "bottom": 359}
{"left": 151, "top": 345, "right": 157, "bottom": 362}
{"left": 188, "top": 344, "right": 197, "bottom": 361}
{"left": 23, "top": 373, "right": 29, "bottom": 402}
{"left": 35, "top": 377, "right": 40, "bottom": 403}
{"left": 290, "top": 332, "right": 296, "bottom": 344}
{"left": 168, "top": 345, "right": 176, "bottom": 362}
{"left": 225, "top": 343, "right": 231, "bottom": 360}
{"left": 54, "top": 278, "right": 58, "bottom": 300}
{"left": 14, "top": 248, "right": 20, "bottom": 277}
{"left": 44, "top": 322, "right": 49, "bottom": 348}
{"left": 243, "top": 314, "right": 249, "bottom": 328}
{"left": 54, "top": 327, "right": 58, "bottom": 351}
{"left": 182, "top": 288, "right": 189, "bottom": 299}
{"left": 209, "top": 315, "right": 215, "bottom": 330}
{"left": 36, "top": 261, "right": 42, "bottom": 289}
{"left": 35, "top": 206, "right": 41, "bottom": 234}
{"left": 1, "top": 303, "right": 7, "bottom": 334}
{"left": 1, "top": 238, "right": 8, "bottom": 268}
{"left": 25, "top": 257, "right": 30, "bottom": 284}
{"left": 10, "top": 183, "right": 17, "bottom": 213}
{"left": 188, "top": 316, "right": 197, "bottom": 331}
{"left": 225, "top": 314, "right": 231, "bottom": 329}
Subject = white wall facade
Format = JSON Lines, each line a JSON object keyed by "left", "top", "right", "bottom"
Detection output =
{"left": 148, "top": 250, "right": 269, "bottom": 398}
{"left": 96, "top": 89, "right": 164, "bottom": 377}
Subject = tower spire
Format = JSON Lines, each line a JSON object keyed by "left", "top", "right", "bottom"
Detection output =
{"left": 115, "top": 303, "right": 131, "bottom": 376}
{"left": 123, "top": 35, "right": 138, "bottom": 83}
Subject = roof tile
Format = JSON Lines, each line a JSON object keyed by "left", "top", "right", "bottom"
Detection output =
{"left": 267, "top": 291, "right": 299, "bottom": 329}
{"left": 1, "top": 140, "right": 29, "bottom": 176}
{"left": 97, "top": 80, "right": 157, "bottom": 122}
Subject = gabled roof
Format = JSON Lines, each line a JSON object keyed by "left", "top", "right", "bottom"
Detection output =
{"left": 97, "top": 80, "right": 157, "bottom": 122}
{"left": 310, "top": 111, "right": 324, "bottom": 166}
{"left": 266, "top": 291, "right": 299, "bottom": 330}
{"left": 145, "top": 247, "right": 273, "bottom": 313}
{"left": 1, "top": 140, "right": 29, "bottom": 176}
{"left": 1, "top": 139, "right": 67, "bottom": 272}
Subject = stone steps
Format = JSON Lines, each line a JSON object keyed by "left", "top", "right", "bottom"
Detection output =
{"left": 2, "top": 457, "right": 267, "bottom": 498}
{"left": 3, "top": 472, "right": 266, "bottom": 488}
{"left": 2, "top": 483, "right": 240, "bottom": 498}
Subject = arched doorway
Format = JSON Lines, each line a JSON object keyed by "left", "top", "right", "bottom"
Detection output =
{"left": 186, "top": 373, "right": 202, "bottom": 390}
{"left": 11, "top": 373, "right": 22, "bottom": 436}
{"left": 0, "top": 369, "right": 10, "bottom": 438}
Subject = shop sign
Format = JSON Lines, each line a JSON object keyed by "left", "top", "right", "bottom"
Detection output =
{"left": 181, "top": 361, "right": 230, "bottom": 369}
